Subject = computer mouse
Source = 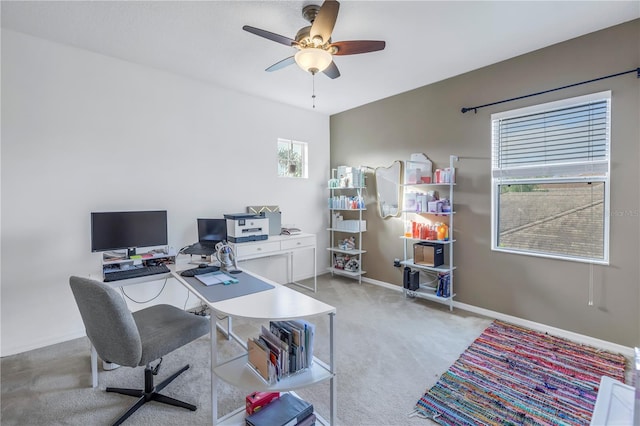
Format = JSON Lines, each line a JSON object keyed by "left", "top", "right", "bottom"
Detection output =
{"left": 198, "top": 263, "right": 208, "bottom": 268}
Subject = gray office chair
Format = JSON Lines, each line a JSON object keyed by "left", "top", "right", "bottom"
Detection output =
{"left": 69, "top": 276, "right": 209, "bottom": 426}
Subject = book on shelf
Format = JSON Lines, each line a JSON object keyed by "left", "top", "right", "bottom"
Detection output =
{"left": 260, "top": 325, "right": 288, "bottom": 381}
{"left": 245, "top": 393, "right": 313, "bottom": 426}
{"left": 297, "top": 412, "right": 317, "bottom": 426}
{"left": 247, "top": 320, "right": 316, "bottom": 384}
{"left": 287, "top": 319, "right": 315, "bottom": 368}
{"left": 245, "top": 391, "right": 280, "bottom": 415}
{"left": 247, "top": 338, "right": 276, "bottom": 384}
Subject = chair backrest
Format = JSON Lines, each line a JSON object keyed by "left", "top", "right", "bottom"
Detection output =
{"left": 69, "top": 276, "right": 142, "bottom": 367}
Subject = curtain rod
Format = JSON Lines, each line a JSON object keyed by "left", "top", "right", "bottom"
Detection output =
{"left": 461, "top": 67, "right": 640, "bottom": 114}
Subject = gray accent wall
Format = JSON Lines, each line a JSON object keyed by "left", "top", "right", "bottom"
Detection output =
{"left": 330, "top": 20, "right": 640, "bottom": 347}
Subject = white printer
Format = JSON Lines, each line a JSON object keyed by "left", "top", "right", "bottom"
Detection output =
{"left": 224, "top": 213, "right": 269, "bottom": 243}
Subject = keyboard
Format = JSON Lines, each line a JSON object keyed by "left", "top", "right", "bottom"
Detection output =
{"left": 180, "top": 265, "right": 220, "bottom": 277}
{"left": 103, "top": 264, "right": 171, "bottom": 282}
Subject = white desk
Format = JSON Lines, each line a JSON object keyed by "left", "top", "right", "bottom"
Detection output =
{"left": 86, "top": 238, "right": 313, "bottom": 387}
{"left": 229, "top": 233, "right": 317, "bottom": 292}
{"left": 172, "top": 268, "right": 336, "bottom": 425}
{"left": 87, "top": 264, "right": 336, "bottom": 424}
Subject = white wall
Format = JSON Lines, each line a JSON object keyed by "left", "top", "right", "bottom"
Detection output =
{"left": 1, "top": 29, "right": 330, "bottom": 356}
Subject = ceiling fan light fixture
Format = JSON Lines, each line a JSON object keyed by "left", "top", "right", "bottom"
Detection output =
{"left": 295, "top": 48, "right": 332, "bottom": 74}
{"left": 243, "top": 0, "right": 386, "bottom": 80}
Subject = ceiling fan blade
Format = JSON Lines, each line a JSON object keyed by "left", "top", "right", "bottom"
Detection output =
{"left": 331, "top": 40, "right": 386, "bottom": 55}
{"left": 310, "top": 0, "right": 340, "bottom": 44}
{"left": 323, "top": 61, "right": 340, "bottom": 79}
{"left": 243, "top": 25, "right": 297, "bottom": 47}
{"left": 266, "top": 56, "right": 296, "bottom": 72}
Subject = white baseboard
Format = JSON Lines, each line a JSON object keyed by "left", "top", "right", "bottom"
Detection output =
{"left": 453, "top": 301, "right": 634, "bottom": 358}
{"left": 2, "top": 330, "right": 87, "bottom": 357}
{"left": 359, "top": 276, "right": 635, "bottom": 358}
{"left": 292, "top": 273, "right": 316, "bottom": 283}
{"left": 361, "top": 276, "right": 402, "bottom": 291}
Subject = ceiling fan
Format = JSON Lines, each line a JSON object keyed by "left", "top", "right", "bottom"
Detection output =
{"left": 242, "top": 0, "right": 386, "bottom": 79}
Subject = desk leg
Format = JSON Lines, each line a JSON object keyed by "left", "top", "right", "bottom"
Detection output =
{"left": 329, "top": 312, "right": 336, "bottom": 426}
{"left": 289, "top": 246, "right": 318, "bottom": 293}
{"left": 211, "top": 315, "right": 217, "bottom": 425}
{"left": 91, "top": 345, "right": 98, "bottom": 388}
{"left": 288, "top": 251, "right": 293, "bottom": 283}
{"left": 313, "top": 246, "right": 317, "bottom": 292}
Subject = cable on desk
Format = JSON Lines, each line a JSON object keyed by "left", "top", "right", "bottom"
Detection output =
{"left": 120, "top": 276, "right": 168, "bottom": 304}
{"left": 183, "top": 288, "right": 190, "bottom": 311}
{"left": 190, "top": 302, "right": 210, "bottom": 317}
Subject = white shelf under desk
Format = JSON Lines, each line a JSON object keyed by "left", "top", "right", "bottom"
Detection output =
{"left": 172, "top": 268, "right": 336, "bottom": 426}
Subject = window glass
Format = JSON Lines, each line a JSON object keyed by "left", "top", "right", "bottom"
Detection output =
{"left": 278, "top": 139, "right": 308, "bottom": 178}
{"left": 497, "top": 182, "right": 605, "bottom": 260}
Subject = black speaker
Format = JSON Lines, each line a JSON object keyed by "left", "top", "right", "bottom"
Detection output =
{"left": 409, "top": 270, "right": 420, "bottom": 291}
{"left": 403, "top": 267, "right": 411, "bottom": 289}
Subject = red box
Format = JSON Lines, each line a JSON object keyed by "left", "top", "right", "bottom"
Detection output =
{"left": 246, "top": 391, "right": 280, "bottom": 415}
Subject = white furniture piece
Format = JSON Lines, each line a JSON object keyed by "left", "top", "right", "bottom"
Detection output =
{"left": 590, "top": 375, "right": 635, "bottom": 425}
{"left": 172, "top": 268, "right": 336, "bottom": 426}
{"left": 400, "top": 155, "right": 458, "bottom": 311}
{"left": 591, "top": 347, "right": 639, "bottom": 425}
{"left": 87, "top": 265, "right": 336, "bottom": 425}
{"left": 327, "top": 167, "right": 367, "bottom": 283}
{"left": 100, "top": 248, "right": 175, "bottom": 280}
{"left": 229, "top": 233, "right": 317, "bottom": 292}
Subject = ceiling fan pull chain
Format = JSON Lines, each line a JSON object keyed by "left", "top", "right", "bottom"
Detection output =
{"left": 312, "top": 73, "right": 317, "bottom": 108}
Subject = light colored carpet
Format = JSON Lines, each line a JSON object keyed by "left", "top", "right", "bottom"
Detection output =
{"left": 1, "top": 274, "right": 493, "bottom": 425}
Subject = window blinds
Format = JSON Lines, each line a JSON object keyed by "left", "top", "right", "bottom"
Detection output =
{"left": 492, "top": 93, "right": 610, "bottom": 179}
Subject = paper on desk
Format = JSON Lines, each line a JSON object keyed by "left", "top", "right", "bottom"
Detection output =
{"left": 195, "top": 271, "right": 237, "bottom": 286}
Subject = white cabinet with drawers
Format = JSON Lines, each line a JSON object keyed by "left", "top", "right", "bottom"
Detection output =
{"left": 229, "top": 233, "right": 317, "bottom": 292}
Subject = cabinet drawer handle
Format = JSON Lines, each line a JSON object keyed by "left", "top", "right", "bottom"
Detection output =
{"left": 256, "top": 248, "right": 262, "bottom": 251}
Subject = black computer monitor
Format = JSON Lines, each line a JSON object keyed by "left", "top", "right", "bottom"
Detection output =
{"left": 197, "top": 218, "right": 227, "bottom": 245}
{"left": 91, "top": 210, "right": 168, "bottom": 255}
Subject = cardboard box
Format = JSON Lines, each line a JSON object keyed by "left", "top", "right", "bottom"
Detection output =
{"left": 413, "top": 242, "right": 444, "bottom": 267}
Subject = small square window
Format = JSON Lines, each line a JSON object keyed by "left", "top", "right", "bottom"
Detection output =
{"left": 278, "top": 138, "right": 308, "bottom": 178}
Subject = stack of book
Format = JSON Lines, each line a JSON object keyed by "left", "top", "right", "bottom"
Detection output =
{"left": 245, "top": 393, "right": 315, "bottom": 426}
{"left": 436, "top": 272, "right": 451, "bottom": 297}
{"left": 247, "top": 320, "right": 315, "bottom": 384}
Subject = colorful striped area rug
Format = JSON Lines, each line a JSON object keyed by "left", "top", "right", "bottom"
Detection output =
{"left": 415, "top": 320, "right": 627, "bottom": 425}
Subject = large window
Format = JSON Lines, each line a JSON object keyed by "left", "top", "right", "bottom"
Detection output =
{"left": 491, "top": 91, "right": 610, "bottom": 263}
{"left": 278, "top": 138, "right": 308, "bottom": 178}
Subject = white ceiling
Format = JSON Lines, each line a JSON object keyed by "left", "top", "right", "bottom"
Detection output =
{"left": 2, "top": 1, "right": 638, "bottom": 115}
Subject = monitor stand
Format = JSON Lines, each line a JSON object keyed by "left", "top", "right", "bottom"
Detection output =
{"left": 188, "top": 254, "right": 214, "bottom": 265}
{"left": 127, "top": 247, "right": 136, "bottom": 258}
